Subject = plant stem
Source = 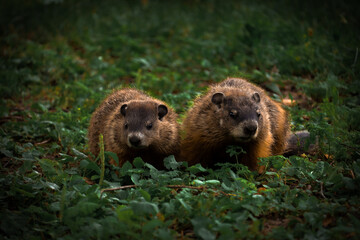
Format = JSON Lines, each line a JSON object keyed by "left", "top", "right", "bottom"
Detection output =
{"left": 99, "top": 134, "right": 105, "bottom": 187}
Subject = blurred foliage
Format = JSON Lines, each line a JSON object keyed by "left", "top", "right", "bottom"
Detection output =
{"left": 0, "top": 0, "right": 359, "bottom": 239}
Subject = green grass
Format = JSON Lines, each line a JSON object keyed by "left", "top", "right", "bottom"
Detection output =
{"left": 1, "top": 0, "right": 360, "bottom": 239}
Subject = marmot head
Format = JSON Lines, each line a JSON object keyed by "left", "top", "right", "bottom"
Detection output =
{"left": 120, "top": 101, "right": 168, "bottom": 149}
{"left": 211, "top": 91, "right": 263, "bottom": 142}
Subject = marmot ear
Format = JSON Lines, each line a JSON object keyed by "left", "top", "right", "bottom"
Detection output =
{"left": 211, "top": 92, "right": 225, "bottom": 107}
{"left": 252, "top": 92, "right": 260, "bottom": 103}
{"left": 158, "top": 104, "right": 168, "bottom": 120}
{"left": 120, "top": 104, "right": 128, "bottom": 116}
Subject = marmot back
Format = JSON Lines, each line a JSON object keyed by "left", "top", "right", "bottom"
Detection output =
{"left": 181, "top": 78, "right": 290, "bottom": 170}
{"left": 88, "top": 88, "right": 180, "bottom": 169}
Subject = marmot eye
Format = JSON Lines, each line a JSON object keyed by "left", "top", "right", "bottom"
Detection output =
{"left": 229, "top": 111, "right": 236, "bottom": 118}
{"left": 124, "top": 123, "right": 128, "bottom": 129}
{"left": 257, "top": 112, "right": 261, "bottom": 118}
{"left": 146, "top": 123, "right": 153, "bottom": 130}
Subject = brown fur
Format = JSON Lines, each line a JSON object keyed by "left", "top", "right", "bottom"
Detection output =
{"left": 88, "top": 88, "right": 180, "bottom": 169}
{"left": 180, "top": 78, "right": 290, "bottom": 170}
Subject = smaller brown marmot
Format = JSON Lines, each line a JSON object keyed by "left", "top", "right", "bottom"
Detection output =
{"left": 180, "top": 78, "right": 290, "bottom": 170}
{"left": 88, "top": 88, "right": 180, "bottom": 169}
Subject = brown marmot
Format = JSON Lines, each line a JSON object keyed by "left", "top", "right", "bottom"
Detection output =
{"left": 180, "top": 78, "right": 290, "bottom": 170}
{"left": 88, "top": 88, "right": 180, "bottom": 169}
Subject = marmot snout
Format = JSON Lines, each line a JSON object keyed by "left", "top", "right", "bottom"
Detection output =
{"left": 212, "top": 92, "right": 262, "bottom": 142}
{"left": 120, "top": 101, "right": 168, "bottom": 149}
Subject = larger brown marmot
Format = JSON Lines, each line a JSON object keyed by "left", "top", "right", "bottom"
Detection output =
{"left": 88, "top": 88, "right": 180, "bottom": 169}
{"left": 180, "top": 78, "right": 290, "bottom": 170}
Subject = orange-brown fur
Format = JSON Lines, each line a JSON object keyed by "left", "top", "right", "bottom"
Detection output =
{"left": 88, "top": 88, "right": 180, "bottom": 169}
{"left": 180, "top": 78, "right": 290, "bottom": 170}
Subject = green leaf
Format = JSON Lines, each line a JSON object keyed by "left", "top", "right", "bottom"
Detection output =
{"left": 18, "top": 159, "right": 34, "bottom": 174}
{"left": 0, "top": 149, "right": 13, "bottom": 158}
{"left": 304, "top": 212, "right": 320, "bottom": 227}
{"left": 131, "top": 174, "right": 140, "bottom": 185}
{"left": 133, "top": 157, "right": 145, "bottom": 168}
{"left": 193, "top": 179, "right": 205, "bottom": 186}
{"left": 242, "top": 204, "right": 261, "bottom": 216}
{"left": 79, "top": 159, "right": 100, "bottom": 174}
{"left": 155, "top": 228, "right": 174, "bottom": 240}
{"left": 72, "top": 148, "right": 87, "bottom": 159}
{"left": 197, "top": 228, "right": 216, "bottom": 240}
{"left": 265, "top": 82, "right": 282, "bottom": 96}
{"left": 116, "top": 205, "right": 134, "bottom": 223}
{"left": 38, "top": 159, "right": 58, "bottom": 177}
{"left": 229, "top": 170, "right": 238, "bottom": 180}
{"left": 177, "top": 198, "right": 192, "bottom": 212}
{"left": 188, "top": 164, "right": 207, "bottom": 174}
{"left": 205, "top": 180, "right": 220, "bottom": 186}
{"left": 144, "top": 162, "right": 157, "bottom": 170}
{"left": 105, "top": 151, "right": 119, "bottom": 165}
{"left": 44, "top": 181, "right": 60, "bottom": 191}
{"left": 139, "top": 189, "right": 151, "bottom": 201}
{"left": 120, "top": 161, "right": 133, "bottom": 176}
{"left": 164, "top": 155, "right": 180, "bottom": 170}
{"left": 130, "top": 201, "right": 159, "bottom": 215}
{"left": 49, "top": 201, "right": 60, "bottom": 212}
{"left": 13, "top": 187, "right": 35, "bottom": 198}
{"left": 143, "top": 219, "right": 163, "bottom": 233}
{"left": 191, "top": 217, "right": 216, "bottom": 240}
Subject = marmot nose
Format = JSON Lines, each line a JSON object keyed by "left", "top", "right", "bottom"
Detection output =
{"left": 129, "top": 136, "right": 141, "bottom": 147}
{"left": 244, "top": 124, "right": 257, "bottom": 136}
